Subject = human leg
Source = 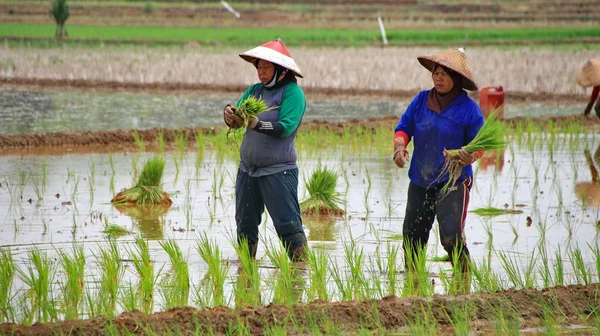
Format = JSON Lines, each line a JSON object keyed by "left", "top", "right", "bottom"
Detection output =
{"left": 402, "top": 182, "right": 437, "bottom": 270}
{"left": 259, "top": 168, "right": 307, "bottom": 261}
{"left": 235, "top": 169, "right": 265, "bottom": 258}
{"left": 436, "top": 177, "right": 472, "bottom": 273}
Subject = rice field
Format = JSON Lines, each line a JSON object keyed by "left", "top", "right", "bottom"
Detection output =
{"left": 0, "top": 118, "right": 599, "bottom": 333}
{"left": 1, "top": 45, "right": 599, "bottom": 95}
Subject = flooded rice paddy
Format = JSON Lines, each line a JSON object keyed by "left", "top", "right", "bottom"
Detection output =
{"left": 0, "top": 90, "right": 586, "bottom": 134}
{"left": 0, "top": 89, "right": 599, "bottom": 324}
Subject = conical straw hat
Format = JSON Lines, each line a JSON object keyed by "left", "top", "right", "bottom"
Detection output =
{"left": 417, "top": 48, "right": 478, "bottom": 91}
{"left": 239, "top": 38, "right": 303, "bottom": 78}
{"left": 576, "top": 59, "right": 600, "bottom": 88}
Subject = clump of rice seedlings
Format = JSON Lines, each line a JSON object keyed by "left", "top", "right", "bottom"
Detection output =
{"left": 102, "top": 223, "right": 131, "bottom": 236}
{"left": 57, "top": 245, "right": 85, "bottom": 320}
{"left": 197, "top": 233, "right": 230, "bottom": 307}
{"left": 438, "top": 109, "right": 508, "bottom": 195}
{"left": 300, "top": 165, "right": 345, "bottom": 216}
{"left": 470, "top": 207, "right": 524, "bottom": 217}
{"left": 231, "top": 237, "right": 260, "bottom": 308}
{"left": 0, "top": 249, "right": 16, "bottom": 322}
{"left": 305, "top": 248, "right": 329, "bottom": 302}
{"left": 159, "top": 240, "right": 189, "bottom": 309}
{"left": 111, "top": 156, "right": 172, "bottom": 206}
{"left": 17, "top": 249, "right": 57, "bottom": 323}
{"left": 94, "top": 239, "right": 124, "bottom": 318}
{"left": 127, "top": 236, "right": 159, "bottom": 314}
{"left": 227, "top": 96, "right": 275, "bottom": 141}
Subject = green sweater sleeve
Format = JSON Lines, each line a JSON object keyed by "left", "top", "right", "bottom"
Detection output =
{"left": 279, "top": 83, "right": 306, "bottom": 137}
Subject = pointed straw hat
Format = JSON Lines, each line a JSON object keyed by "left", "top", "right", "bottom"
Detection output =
{"left": 417, "top": 48, "right": 478, "bottom": 91}
{"left": 576, "top": 59, "right": 600, "bottom": 88}
{"left": 239, "top": 38, "right": 304, "bottom": 78}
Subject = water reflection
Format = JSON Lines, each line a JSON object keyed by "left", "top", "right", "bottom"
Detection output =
{"left": 304, "top": 216, "right": 339, "bottom": 242}
{"left": 478, "top": 149, "right": 506, "bottom": 172}
{"left": 112, "top": 204, "right": 170, "bottom": 240}
{"left": 574, "top": 145, "right": 600, "bottom": 207}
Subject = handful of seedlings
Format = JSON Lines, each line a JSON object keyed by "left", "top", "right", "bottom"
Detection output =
{"left": 111, "top": 156, "right": 172, "bottom": 206}
{"left": 227, "top": 96, "right": 276, "bottom": 141}
{"left": 438, "top": 109, "right": 508, "bottom": 195}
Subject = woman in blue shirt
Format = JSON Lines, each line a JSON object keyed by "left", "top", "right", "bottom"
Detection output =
{"left": 393, "top": 48, "right": 484, "bottom": 275}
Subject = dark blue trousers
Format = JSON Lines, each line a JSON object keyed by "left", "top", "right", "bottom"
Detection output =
{"left": 235, "top": 168, "right": 306, "bottom": 256}
{"left": 402, "top": 178, "right": 472, "bottom": 271}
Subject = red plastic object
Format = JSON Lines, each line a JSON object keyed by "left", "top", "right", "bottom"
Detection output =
{"left": 479, "top": 86, "right": 505, "bottom": 119}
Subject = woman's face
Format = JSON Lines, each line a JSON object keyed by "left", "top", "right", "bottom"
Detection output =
{"left": 257, "top": 59, "right": 275, "bottom": 85}
{"left": 432, "top": 65, "right": 454, "bottom": 94}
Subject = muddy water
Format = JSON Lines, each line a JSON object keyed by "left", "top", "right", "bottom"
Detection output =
{"left": 0, "top": 90, "right": 586, "bottom": 134}
{"left": 1, "top": 132, "right": 599, "bottom": 316}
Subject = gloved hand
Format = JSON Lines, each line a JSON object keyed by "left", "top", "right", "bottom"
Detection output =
{"left": 223, "top": 105, "right": 243, "bottom": 128}
{"left": 394, "top": 145, "right": 410, "bottom": 168}
{"left": 456, "top": 149, "right": 477, "bottom": 167}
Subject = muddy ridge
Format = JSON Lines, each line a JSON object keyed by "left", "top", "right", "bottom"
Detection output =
{"left": 1, "top": 115, "right": 599, "bottom": 154}
{"left": 1, "top": 284, "right": 598, "bottom": 335}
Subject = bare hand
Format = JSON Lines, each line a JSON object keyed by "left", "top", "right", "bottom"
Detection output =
{"left": 224, "top": 105, "right": 243, "bottom": 128}
{"left": 456, "top": 149, "right": 476, "bottom": 167}
{"left": 394, "top": 146, "right": 410, "bottom": 168}
{"left": 247, "top": 116, "right": 259, "bottom": 130}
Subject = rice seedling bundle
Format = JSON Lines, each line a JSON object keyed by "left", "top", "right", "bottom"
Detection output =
{"left": 111, "top": 157, "right": 172, "bottom": 206}
{"left": 300, "top": 166, "right": 345, "bottom": 216}
{"left": 439, "top": 109, "right": 508, "bottom": 195}
{"left": 227, "top": 96, "right": 277, "bottom": 140}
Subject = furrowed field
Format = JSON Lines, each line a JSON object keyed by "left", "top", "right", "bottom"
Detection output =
{"left": 1, "top": 0, "right": 600, "bottom": 334}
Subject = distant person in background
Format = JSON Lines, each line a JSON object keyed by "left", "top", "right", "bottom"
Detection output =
{"left": 223, "top": 39, "right": 308, "bottom": 262}
{"left": 576, "top": 59, "right": 600, "bottom": 117}
{"left": 393, "top": 48, "right": 484, "bottom": 276}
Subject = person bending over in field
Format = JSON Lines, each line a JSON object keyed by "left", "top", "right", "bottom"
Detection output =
{"left": 223, "top": 39, "right": 308, "bottom": 262}
{"left": 577, "top": 58, "right": 600, "bottom": 118}
{"left": 393, "top": 48, "right": 484, "bottom": 275}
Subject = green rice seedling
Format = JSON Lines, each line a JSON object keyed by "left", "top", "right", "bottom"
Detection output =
{"left": 175, "top": 130, "right": 187, "bottom": 157}
{"left": 470, "top": 207, "right": 524, "bottom": 216}
{"left": 132, "top": 130, "right": 145, "bottom": 152}
{"left": 407, "top": 302, "right": 438, "bottom": 335}
{"left": 17, "top": 248, "right": 56, "bottom": 323}
{"left": 264, "top": 240, "right": 299, "bottom": 305}
{"left": 402, "top": 242, "right": 433, "bottom": 297}
{"left": 491, "top": 304, "right": 521, "bottom": 336}
{"left": 590, "top": 243, "right": 600, "bottom": 283}
{"left": 385, "top": 242, "right": 399, "bottom": 296}
{"left": 445, "top": 303, "right": 473, "bottom": 336}
{"left": 300, "top": 165, "right": 344, "bottom": 216}
{"left": 127, "top": 236, "right": 159, "bottom": 314}
{"left": 363, "top": 167, "right": 371, "bottom": 215}
{"left": 198, "top": 233, "right": 230, "bottom": 307}
{"left": 31, "top": 173, "right": 43, "bottom": 201}
{"left": 342, "top": 239, "right": 368, "bottom": 300}
{"left": 119, "top": 282, "right": 138, "bottom": 313}
{"left": 157, "top": 131, "right": 166, "bottom": 154}
{"left": 438, "top": 109, "right": 508, "bottom": 195}
{"left": 497, "top": 249, "right": 537, "bottom": 289}
{"left": 569, "top": 247, "right": 591, "bottom": 285}
{"left": 103, "top": 223, "right": 131, "bottom": 236}
{"left": 0, "top": 249, "right": 16, "bottom": 322}
{"left": 159, "top": 240, "right": 189, "bottom": 309}
{"left": 553, "top": 246, "right": 565, "bottom": 286}
{"left": 57, "top": 245, "right": 85, "bottom": 320}
{"left": 94, "top": 239, "right": 124, "bottom": 318}
{"left": 195, "top": 131, "right": 205, "bottom": 166}
{"left": 537, "top": 242, "right": 552, "bottom": 288}
{"left": 112, "top": 156, "right": 172, "bottom": 205}
{"left": 305, "top": 248, "right": 329, "bottom": 302}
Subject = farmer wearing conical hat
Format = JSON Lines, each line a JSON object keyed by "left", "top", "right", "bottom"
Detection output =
{"left": 393, "top": 48, "right": 484, "bottom": 276}
{"left": 576, "top": 58, "right": 600, "bottom": 118}
{"left": 223, "top": 39, "right": 307, "bottom": 262}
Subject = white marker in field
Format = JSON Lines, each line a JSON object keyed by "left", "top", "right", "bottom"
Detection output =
{"left": 377, "top": 16, "right": 388, "bottom": 45}
{"left": 221, "top": 0, "right": 241, "bottom": 19}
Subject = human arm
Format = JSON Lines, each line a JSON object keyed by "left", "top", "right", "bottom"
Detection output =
{"left": 393, "top": 94, "right": 419, "bottom": 168}
{"left": 249, "top": 83, "right": 305, "bottom": 137}
{"left": 584, "top": 86, "right": 600, "bottom": 116}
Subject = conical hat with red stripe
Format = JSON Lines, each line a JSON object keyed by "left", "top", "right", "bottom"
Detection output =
{"left": 417, "top": 48, "right": 478, "bottom": 91}
{"left": 239, "top": 39, "right": 304, "bottom": 78}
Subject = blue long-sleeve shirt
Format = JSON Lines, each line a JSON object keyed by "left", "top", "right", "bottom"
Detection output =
{"left": 395, "top": 90, "right": 484, "bottom": 188}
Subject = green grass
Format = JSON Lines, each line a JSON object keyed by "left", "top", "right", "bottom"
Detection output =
{"left": 470, "top": 207, "right": 525, "bottom": 217}
{"left": 2, "top": 23, "right": 599, "bottom": 47}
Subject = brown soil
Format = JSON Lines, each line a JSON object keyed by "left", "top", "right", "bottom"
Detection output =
{"left": 1, "top": 284, "right": 598, "bottom": 335}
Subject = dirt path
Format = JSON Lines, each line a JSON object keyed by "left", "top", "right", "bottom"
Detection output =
{"left": 1, "top": 284, "right": 598, "bottom": 335}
